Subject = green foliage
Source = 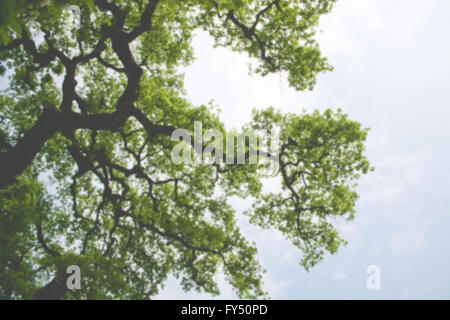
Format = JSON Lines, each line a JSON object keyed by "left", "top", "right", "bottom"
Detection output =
{"left": 249, "top": 108, "right": 371, "bottom": 270}
{"left": 0, "top": 0, "right": 371, "bottom": 299}
{"left": 0, "top": 173, "right": 56, "bottom": 299}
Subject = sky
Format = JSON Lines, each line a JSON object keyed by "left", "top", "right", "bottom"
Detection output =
{"left": 155, "top": 0, "right": 450, "bottom": 299}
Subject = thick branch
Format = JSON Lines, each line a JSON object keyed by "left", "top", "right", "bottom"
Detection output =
{"left": 0, "top": 105, "right": 60, "bottom": 189}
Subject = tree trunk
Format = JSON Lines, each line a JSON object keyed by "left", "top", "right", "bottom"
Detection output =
{"left": 34, "top": 274, "right": 67, "bottom": 300}
{"left": 0, "top": 107, "right": 60, "bottom": 190}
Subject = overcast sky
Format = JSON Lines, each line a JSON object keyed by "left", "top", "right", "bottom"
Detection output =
{"left": 156, "top": 0, "right": 450, "bottom": 299}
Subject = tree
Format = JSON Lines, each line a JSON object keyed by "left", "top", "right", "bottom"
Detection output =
{"left": 0, "top": 0, "right": 372, "bottom": 299}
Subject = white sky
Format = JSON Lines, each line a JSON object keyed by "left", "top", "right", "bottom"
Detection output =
{"left": 156, "top": 0, "right": 450, "bottom": 299}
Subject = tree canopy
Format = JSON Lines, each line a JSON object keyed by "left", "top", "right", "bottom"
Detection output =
{"left": 0, "top": 0, "right": 372, "bottom": 299}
